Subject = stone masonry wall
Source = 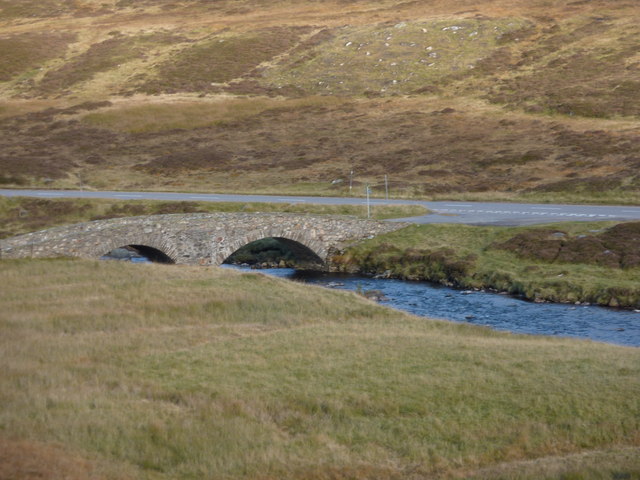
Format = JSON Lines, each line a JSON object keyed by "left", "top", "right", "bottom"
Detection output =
{"left": 0, "top": 213, "right": 406, "bottom": 266}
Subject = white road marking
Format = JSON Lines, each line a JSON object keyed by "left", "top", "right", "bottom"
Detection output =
{"left": 435, "top": 208, "right": 623, "bottom": 219}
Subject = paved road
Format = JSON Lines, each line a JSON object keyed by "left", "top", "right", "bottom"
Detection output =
{"left": 2, "top": 189, "right": 640, "bottom": 226}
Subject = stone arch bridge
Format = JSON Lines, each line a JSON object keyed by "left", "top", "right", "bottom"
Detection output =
{"left": 0, "top": 213, "right": 405, "bottom": 267}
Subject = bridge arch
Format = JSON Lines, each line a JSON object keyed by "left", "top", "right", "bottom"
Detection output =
{"left": 94, "top": 234, "right": 179, "bottom": 264}
{"left": 222, "top": 236, "right": 325, "bottom": 267}
{"left": 214, "top": 230, "right": 327, "bottom": 266}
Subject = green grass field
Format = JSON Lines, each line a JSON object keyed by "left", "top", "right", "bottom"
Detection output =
{"left": 0, "top": 259, "right": 638, "bottom": 479}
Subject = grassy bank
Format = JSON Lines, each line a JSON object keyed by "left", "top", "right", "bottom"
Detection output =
{"left": 0, "top": 258, "right": 639, "bottom": 480}
{"left": 333, "top": 222, "right": 640, "bottom": 308}
{"left": 0, "top": 196, "right": 427, "bottom": 239}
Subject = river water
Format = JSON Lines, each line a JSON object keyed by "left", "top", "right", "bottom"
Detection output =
{"left": 224, "top": 266, "right": 640, "bottom": 347}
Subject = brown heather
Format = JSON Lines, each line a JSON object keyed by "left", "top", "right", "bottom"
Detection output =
{"left": 0, "top": 0, "right": 637, "bottom": 203}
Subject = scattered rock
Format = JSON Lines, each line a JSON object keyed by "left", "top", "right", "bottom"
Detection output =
{"left": 362, "top": 289, "right": 386, "bottom": 301}
{"left": 374, "top": 270, "right": 392, "bottom": 279}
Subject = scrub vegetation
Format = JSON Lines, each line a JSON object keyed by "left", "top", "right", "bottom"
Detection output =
{"left": 0, "top": 0, "right": 638, "bottom": 202}
{"left": 0, "top": 32, "right": 76, "bottom": 82}
{"left": 333, "top": 221, "right": 640, "bottom": 308}
{"left": 37, "top": 32, "right": 185, "bottom": 94}
{"left": 1, "top": 97, "right": 639, "bottom": 202}
{"left": 0, "top": 258, "right": 639, "bottom": 480}
{"left": 138, "top": 27, "right": 306, "bottom": 94}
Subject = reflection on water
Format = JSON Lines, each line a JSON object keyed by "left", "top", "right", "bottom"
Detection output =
{"left": 224, "top": 266, "right": 640, "bottom": 347}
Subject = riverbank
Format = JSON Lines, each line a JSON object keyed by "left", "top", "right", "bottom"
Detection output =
{"left": 331, "top": 221, "right": 640, "bottom": 309}
{"left": 1, "top": 258, "right": 639, "bottom": 480}
{"left": 227, "top": 266, "right": 640, "bottom": 346}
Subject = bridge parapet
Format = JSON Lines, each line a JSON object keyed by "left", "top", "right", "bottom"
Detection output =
{"left": 0, "top": 212, "right": 406, "bottom": 266}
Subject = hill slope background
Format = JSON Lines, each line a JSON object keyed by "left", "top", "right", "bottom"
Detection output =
{"left": 0, "top": 0, "right": 639, "bottom": 202}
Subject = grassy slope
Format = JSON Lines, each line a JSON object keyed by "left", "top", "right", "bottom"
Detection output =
{"left": 0, "top": 0, "right": 638, "bottom": 202}
{"left": 334, "top": 221, "right": 640, "bottom": 308}
{"left": 0, "top": 258, "right": 639, "bottom": 480}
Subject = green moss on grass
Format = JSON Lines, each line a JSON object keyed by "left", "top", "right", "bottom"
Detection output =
{"left": 334, "top": 222, "right": 640, "bottom": 308}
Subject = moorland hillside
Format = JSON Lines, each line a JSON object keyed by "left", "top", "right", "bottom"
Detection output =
{"left": 0, "top": 0, "right": 638, "bottom": 202}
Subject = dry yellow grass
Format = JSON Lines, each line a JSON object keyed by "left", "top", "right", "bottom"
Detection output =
{"left": 82, "top": 95, "right": 348, "bottom": 133}
{"left": 0, "top": 258, "right": 639, "bottom": 479}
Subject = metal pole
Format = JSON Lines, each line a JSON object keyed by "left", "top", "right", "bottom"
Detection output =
{"left": 385, "top": 174, "right": 388, "bottom": 200}
{"left": 349, "top": 170, "right": 353, "bottom": 194}
{"left": 366, "top": 184, "right": 370, "bottom": 218}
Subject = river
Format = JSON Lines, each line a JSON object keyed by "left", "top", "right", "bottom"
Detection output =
{"left": 223, "top": 265, "right": 640, "bottom": 347}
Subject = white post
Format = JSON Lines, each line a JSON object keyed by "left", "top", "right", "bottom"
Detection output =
{"left": 385, "top": 174, "right": 388, "bottom": 200}
{"left": 366, "top": 184, "right": 371, "bottom": 218}
{"left": 349, "top": 170, "right": 353, "bottom": 194}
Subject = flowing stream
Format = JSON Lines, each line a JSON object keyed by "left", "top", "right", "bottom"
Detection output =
{"left": 224, "top": 265, "right": 640, "bottom": 347}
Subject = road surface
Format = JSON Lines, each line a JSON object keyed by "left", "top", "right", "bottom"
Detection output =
{"left": 2, "top": 189, "right": 640, "bottom": 226}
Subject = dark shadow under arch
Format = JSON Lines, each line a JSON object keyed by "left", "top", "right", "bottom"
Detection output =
{"left": 223, "top": 237, "right": 324, "bottom": 268}
{"left": 101, "top": 245, "right": 175, "bottom": 264}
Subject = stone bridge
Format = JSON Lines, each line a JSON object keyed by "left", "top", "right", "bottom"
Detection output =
{"left": 0, "top": 212, "right": 405, "bottom": 266}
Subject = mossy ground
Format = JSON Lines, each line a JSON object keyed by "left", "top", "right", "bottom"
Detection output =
{"left": 333, "top": 221, "right": 640, "bottom": 308}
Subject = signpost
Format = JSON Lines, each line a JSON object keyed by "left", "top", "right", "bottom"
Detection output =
{"left": 385, "top": 174, "right": 389, "bottom": 200}
{"left": 366, "top": 184, "right": 371, "bottom": 218}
